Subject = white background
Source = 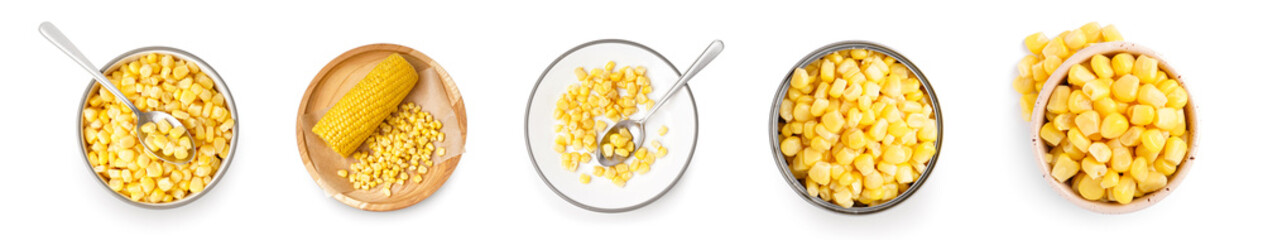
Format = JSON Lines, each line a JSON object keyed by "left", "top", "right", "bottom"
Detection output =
{"left": 1, "top": 0, "right": 1257, "bottom": 238}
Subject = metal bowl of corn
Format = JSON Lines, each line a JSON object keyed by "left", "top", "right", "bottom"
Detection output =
{"left": 76, "top": 46, "right": 238, "bottom": 209}
{"left": 769, "top": 41, "right": 942, "bottom": 214}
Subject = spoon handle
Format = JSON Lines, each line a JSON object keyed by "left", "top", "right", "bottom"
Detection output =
{"left": 39, "top": 22, "right": 141, "bottom": 114}
{"left": 642, "top": 39, "right": 724, "bottom": 119}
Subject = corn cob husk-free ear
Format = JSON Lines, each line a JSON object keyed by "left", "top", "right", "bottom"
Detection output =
{"left": 313, "top": 53, "right": 418, "bottom": 157}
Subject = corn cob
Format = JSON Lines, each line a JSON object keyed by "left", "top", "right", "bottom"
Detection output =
{"left": 313, "top": 53, "right": 418, "bottom": 157}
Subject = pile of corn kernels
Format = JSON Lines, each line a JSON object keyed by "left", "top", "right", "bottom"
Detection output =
{"left": 1022, "top": 23, "right": 1191, "bottom": 204}
{"left": 554, "top": 61, "right": 668, "bottom": 187}
{"left": 82, "top": 53, "right": 233, "bottom": 203}
{"left": 337, "top": 102, "right": 446, "bottom": 197}
{"left": 139, "top": 119, "right": 193, "bottom": 160}
{"left": 778, "top": 49, "right": 938, "bottom": 208}
{"left": 1014, "top": 22, "right": 1123, "bottom": 121}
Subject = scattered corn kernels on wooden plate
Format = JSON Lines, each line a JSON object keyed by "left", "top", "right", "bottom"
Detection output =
{"left": 296, "top": 44, "right": 467, "bottom": 211}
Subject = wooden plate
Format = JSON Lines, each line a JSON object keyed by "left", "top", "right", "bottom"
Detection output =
{"left": 1030, "top": 42, "right": 1197, "bottom": 214}
{"left": 296, "top": 43, "right": 467, "bottom": 211}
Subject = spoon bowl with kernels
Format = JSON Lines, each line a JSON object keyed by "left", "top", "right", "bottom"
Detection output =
{"left": 596, "top": 40, "right": 723, "bottom": 167}
{"left": 41, "top": 22, "right": 196, "bottom": 164}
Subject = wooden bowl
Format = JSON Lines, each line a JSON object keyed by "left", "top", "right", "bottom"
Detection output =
{"left": 296, "top": 43, "right": 467, "bottom": 211}
{"left": 1030, "top": 42, "right": 1198, "bottom": 214}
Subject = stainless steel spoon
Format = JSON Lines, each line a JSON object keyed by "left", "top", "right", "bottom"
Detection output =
{"left": 596, "top": 40, "right": 723, "bottom": 166}
{"left": 41, "top": 22, "right": 195, "bottom": 164}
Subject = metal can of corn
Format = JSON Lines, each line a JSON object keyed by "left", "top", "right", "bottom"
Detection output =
{"left": 75, "top": 46, "right": 239, "bottom": 209}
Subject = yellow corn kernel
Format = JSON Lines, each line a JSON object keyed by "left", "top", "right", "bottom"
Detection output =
{"left": 780, "top": 136, "right": 801, "bottom": 157}
{"left": 579, "top": 174, "right": 591, "bottom": 184}
{"left": 867, "top": 119, "right": 888, "bottom": 140}
{"left": 792, "top": 101, "right": 813, "bottom": 122}
{"left": 1154, "top": 157, "right": 1178, "bottom": 176}
{"left": 1093, "top": 98, "right": 1120, "bottom": 117}
{"left": 1155, "top": 79, "right": 1178, "bottom": 94}
{"left": 1153, "top": 107, "right": 1178, "bottom": 131}
{"left": 1074, "top": 111, "right": 1101, "bottom": 137}
{"left": 312, "top": 54, "right": 419, "bottom": 157}
{"left": 1032, "top": 64, "right": 1049, "bottom": 87}
{"left": 1042, "top": 55, "right": 1062, "bottom": 80}
{"left": 911, "top": 142, "right": 935, "bottom": 164}
{"left": 1101, "top": 24, "right": 1124, "bottom": 42}
{"left": 1111, "top": 146, "right": 1133, "bottom": 172}
{"left": 832, "top": 148, "right": 858, "bottom": 166}
{"left": 1099, "top": 113, "right": 1128, "bottom": 139}
{"left": 1111, "top": 53, "right": 1135, "bottom": 77}
{"left": 1080, "top": 23, "right": 1102, "bottom": 43}
{"left": 1129, "top": 105, "right": 1155, "bottom": 125}
{"left": 157, "top": 178, "right": 174, "bottom": 192}
{"left": 1135, "top": 140, "right": 1160, "bottom": 161}
{"left": 852, "top": 153, "right": 876, "bottom": 176}
{"left": 1128, "top": 156, "right": 1149, "bottom": 181}
{"left": 1081, "top": 156, "right": 1107, "bottom": 179}
{"left": 1140, "top": 129, "right": 1167, "bottom": 152}
{"left": 1066, "top": 128, "right": 1089, "bottom": 152}
{"left": 1024, "top": 33, "right": 1050, "bottom": 54}
{"left": 1171, "top": 109, "right": 1187, "bottom": 137}
{"left": 658, "top": 125, "right": 669, "bottom": 136}
{"left": 614, "top": 163, "right": 629, "bottom": 174}
{"left": 791, "top": 68, "right": 810, "bottom": 90}
{"left": 574, "top": 67, "right": 588, "bottom": 80}
{"left": 809, "top": 136, "right": 832, "bottom": 152}
{"left": 1051, "top": 154, "right": 1079, "bottom": 182}
{"left": 1089, "top": 54, "right": 1115, "bottom": 79}
{"left": 1133, "top": 55, "right": 1160, "bottom": 84}
{"left": 881, "top": 145, "right": 909, "bottom": 164}
{"left": 1163, "top": 137, "right": 1187, "bottom": 165}
{"left": 1113, "top": 175, "right": 1136, "bottom": 204}
{"left": 821, "top": 109, "right": 845, "bottom": 133}
{"left": 1051, "top": 113, "right": 1072, "bottom": 131}
{"left": 1043, "top": 37, "right": 1070, "bottom": 60}
{"left": 1088, "top": 142, "right": 1111, "bottom": 164}
{"left": 1136, "top": 83, "right": 1167, "bottom": 108}
{"left": 1137, "top": 172, "right": 1167, "bottom": 193}
{"left": 1014, "top": 75, "right": 1035, "bottom": 95}
{"left": 843, "top": 129, "right": 865, "bottom": 150}
{"left": 1081, "top": 78, "right": 1111, "bottom": 101}
{"left": 1077, "top": 174, "right": 1105, "bottom": 200}
{"left": 1099, "top": 171, "right": 1119, "bottom": 189}
{"left": 895, "top": 163, "right": 914, "bottom": 184}
{"left": 917, "top": 121, "right": 937, "bottom": 142}
{"left": 810, "top": 98, "right": 829, "bottom": 117}
{"left": 809, "top": 162, "right": 831, "bottom": 184}
{"left": 802, "top": 148, "right": 823, "bottom": 167}
{"left": 602, "top": 143, "right": 614, "bottom": 157}
{"left": 636, "top": 163, "right": 650, "bottom": 174}
{"left": 820, "top": 61, "right": 836, "bottom": 83}
{"left": 1067, "top": 90, "right": 1092, "bottom": 113}
{"left": 589, "top": 165, "right": 606, "bottom": 177}
{"left": 1064, "top": 29, "right": 1087, "bottom": 50}
{"left": 1068, "top": 64, "right": 1095, "bottom": 87}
